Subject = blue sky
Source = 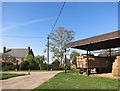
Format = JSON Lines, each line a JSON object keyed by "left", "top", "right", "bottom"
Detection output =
{"left": 1, "top": 2, "right": 118, "bottom": 62}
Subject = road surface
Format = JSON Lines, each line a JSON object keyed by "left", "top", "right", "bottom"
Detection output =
{"left": 1, "top": 71, "right": 61, "bottom": 90}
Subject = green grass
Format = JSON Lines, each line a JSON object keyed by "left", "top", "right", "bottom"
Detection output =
{"left": 0, "top": 73, "right": 27, "bottom": 80}
{"left": 34, "top": 70, "right": 119, "bottom": 90}
{"left": 3, "top": 70, "right": 64, "bottom": 72}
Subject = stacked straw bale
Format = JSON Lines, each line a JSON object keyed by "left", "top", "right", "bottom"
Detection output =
{"left": 112, "top": 56, "right": 120, "bottom": 76}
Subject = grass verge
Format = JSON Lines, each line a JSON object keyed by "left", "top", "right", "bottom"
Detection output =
{"left": 0, "top": 73, "right": 27, "bottom": 80}
{"left": 2, "top": 70, "right": 64, "bottom": 72}
{"left": 34, "top": 70, "right": 119, "bottom": 90}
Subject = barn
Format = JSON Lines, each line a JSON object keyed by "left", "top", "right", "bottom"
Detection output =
{"left": 63, "top": 30, "right": 120, "bottom": 77}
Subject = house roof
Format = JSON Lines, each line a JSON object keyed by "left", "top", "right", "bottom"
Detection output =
{"left": 63, "top": 30, "right": 120, "bottom": 51}
{"left": 5, "top": 49, "right": 28, "bottom": 58}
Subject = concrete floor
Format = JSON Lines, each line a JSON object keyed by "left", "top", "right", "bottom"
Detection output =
{"left": 0, "top": 71, "right": 62, "bottom": 90}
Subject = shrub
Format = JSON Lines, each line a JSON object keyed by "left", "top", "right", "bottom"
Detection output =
{"left": 19, "top": 61, "right": 29, "bottom": 70}
{"left": 59, "top": 64, "right": 64, "bottom": 70}
{"left": 7, "top": 62, "right": 13, "bottom": 66}
{"left": 25, "top": 55, "right": 34, "bottom": 63}
{"left": 29, "top": 61, "right": 39, "bottom": 70}
{"left": 2, "top": 62, "right": 16, "bottom": 71}
{"left": 63, "top": 58, "right": 71, "bottom": 70}
{"left": 16, "top": 65, "right": 19, "bottom": 71}
{"left": 34, "top": 55, "right": 46, "bottom": 70}
{"left": 25, "top": 55, "right": 39, "bottom": 70}
{"left": 2, "top": 65, "right": 16, "bottom": 71}
{"left": 51, "top": 59, "right": 60, "bottom": 70}
{"left": 2, "top": 62, "right": 13, "bottom": 67}
{"left": 66, "top": 61, "right": 70, "bottom": 70}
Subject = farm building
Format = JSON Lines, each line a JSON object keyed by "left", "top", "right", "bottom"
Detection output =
{"left": 63, "top": 30, "right": 120, "bottom": 77}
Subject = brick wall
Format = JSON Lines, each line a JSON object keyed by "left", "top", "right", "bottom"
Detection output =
{"left": 16, "top": 58, "right": 25, "bottom": 65}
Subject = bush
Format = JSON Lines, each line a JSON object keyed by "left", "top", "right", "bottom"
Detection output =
{"left": 51, "top": 59, "right": 60, "bottom": 70}
{"left": 25, "top": 55, "right": 39, "bottom": 70}
{"left": 66, "top": 62, "right": 70, "bottom": 70}
{"left": 63, "top": 58, "right": 71, "bottom": 70}
{"left": 2, "top": 62, "right": 13, "bottom": 67}
{"left": 19, "top": 61, "right": 29, "bottom": 70}
{"left": 7, "top": 62, "right": 13, "bottom": 66}
{"left": 59, "top": 64, "right": 64, "bottom": 70}
{"left": 2, "top": 65, "right": 16, "bottom": 71}
{"left": 25, "top": 55, "right": 34, "bottom": 63}
{"left": 29, "top": 61, "right": 39, "bottom": 70}
{"left": 2, "top": 62, "right": 16, "bottom": 71}
{"left": 16, "top": 65, "right": 19, "bottom": 71}
{"left": 39, "top": 63, "right": 47, "bottom": 70}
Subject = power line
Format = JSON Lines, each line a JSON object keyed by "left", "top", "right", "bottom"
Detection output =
{"left": 4, "top": 35, "right": 47, "bottom": 39}
{"left": 50, "top": 0, "right": 66, "bottom": 34}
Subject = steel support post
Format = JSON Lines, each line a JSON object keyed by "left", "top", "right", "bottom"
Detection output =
{"left": 65, "top": 48, "right": 66, "bottom": 73}
{"left": 87, "top": 49, "right": 89, "bottom": 76}
{"left": 109, "top": 48, "right": 112, "bottom": 72}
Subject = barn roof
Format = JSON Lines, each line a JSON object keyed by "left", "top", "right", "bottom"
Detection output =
{"left": 63, "top": 30, "right": 120, "bottom": 51}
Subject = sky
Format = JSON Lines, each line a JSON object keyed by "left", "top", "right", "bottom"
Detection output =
{"left": 1, "top": 2, "right": 118, "bottom": 63}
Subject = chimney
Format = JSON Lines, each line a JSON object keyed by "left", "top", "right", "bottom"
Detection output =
{"left": 3, "top": 46, "right": 6, "bottom": 53}
{"left": 30, "top": 49, "right": 34, "bottom": 57}
{"left": 28, "top": 46, "right": 30, "bottom": 55}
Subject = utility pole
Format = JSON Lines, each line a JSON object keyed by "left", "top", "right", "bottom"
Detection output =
{"left": 47, "top": 35, "right": 49, "bottom": 71}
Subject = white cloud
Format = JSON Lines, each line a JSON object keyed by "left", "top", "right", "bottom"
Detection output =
{"left": 3, "top": 17, "right": 55, "bottom": 31}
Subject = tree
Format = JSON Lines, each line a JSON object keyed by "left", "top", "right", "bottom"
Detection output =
{"left": 34, "top": 55, "right": 46, "bottom": 70}
{"left": 102, "top": 48, "right": 114, "bottom": 53}
{"left": 70, "top": 50, "right": 80, "bottom": 65}
{"left": 11, "top": 58, "right": 19, "bottom": 71}
{"left": 63, "top": 58, "right": 70, "bottom": 70}
{"left": 20, "top": 61, "right": 29, "bottom": 70}
{"left": 25, "top": 55, "right": 34, "bottom": 63}
{"left": 11, "top": 57, "right": 18, "bottom": 65}
{"left": 51, "top": 59, "right": 60, "bottom": 70}
{"left": 25, "top": 55, "right": 39, "bottom": 70}
{"left": 44, "top": 27, "right": 75, "bottom": 65}
{"left": 2, "top": 53, "right": 13, "bottom": 68}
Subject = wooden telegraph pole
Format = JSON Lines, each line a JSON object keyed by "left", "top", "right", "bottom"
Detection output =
{"left": 47, "top": 35, "right": 49, "bottom": 71}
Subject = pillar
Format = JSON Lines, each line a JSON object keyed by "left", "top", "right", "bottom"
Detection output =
{"left": 65, "top": 48, "right": 66, "bottom": 73}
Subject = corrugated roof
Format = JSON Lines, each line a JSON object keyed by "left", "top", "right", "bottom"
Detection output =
{"left": 5, "top": 49, "right": 28, "bottom": 58}
{"left": 63, "top": 30, "right": 120, "bottom": 51}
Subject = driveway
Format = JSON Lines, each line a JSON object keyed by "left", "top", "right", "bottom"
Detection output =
{"left": 1, "top": 71, "right": 62, "bottom": 90}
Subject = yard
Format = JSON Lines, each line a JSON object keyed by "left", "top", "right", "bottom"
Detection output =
{"left": 0, "top": 73, "right": 26, "bottom": 80}
{"left": 34, "top": 70, "right": 119, "bottom": 90}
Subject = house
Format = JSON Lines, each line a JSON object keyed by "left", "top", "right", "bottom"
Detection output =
{"left": 2, "top": 46, "right": 34, "bottom": 64}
